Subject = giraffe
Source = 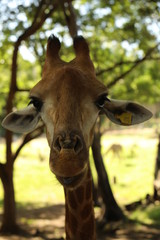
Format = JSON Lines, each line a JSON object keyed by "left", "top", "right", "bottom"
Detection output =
{"left": 2, "top": 35, "right": 152, "bottom": 240}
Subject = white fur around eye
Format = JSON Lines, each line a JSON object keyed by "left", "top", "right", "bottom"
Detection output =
{"left": 81, "top": 103, "right": 99, "bottom": 147}
{"left": 40, "top": 103, "right": 55, "bottom": 147}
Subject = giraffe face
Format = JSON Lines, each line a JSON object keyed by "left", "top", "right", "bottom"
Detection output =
{"left": 29, "top": 66, "right": 107, "bottom": 188}
{"left": 2, "top": 36, "right": 152, "bottom": 189}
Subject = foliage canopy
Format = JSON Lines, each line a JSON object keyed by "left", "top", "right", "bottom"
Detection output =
{"left": 0, "top": 0, "right": 160, "bottom": 116}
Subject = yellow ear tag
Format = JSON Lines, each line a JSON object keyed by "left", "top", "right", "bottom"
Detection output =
{"left": 115, "top": 112, "right": 132, "bottom": 125}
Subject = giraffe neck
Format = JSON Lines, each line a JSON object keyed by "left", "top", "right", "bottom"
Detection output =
{"left": 64, "top": 166, "right": 96, "bottom": 240}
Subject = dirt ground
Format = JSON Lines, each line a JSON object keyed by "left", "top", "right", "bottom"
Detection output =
{"left": 0, "top": 204, "right": 160, "bottom": 240}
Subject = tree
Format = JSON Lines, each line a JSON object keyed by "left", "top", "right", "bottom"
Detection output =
{"left": 154, "top": 134, "right": 160, "bottom": 200}
{"left": 92, "top": 120, "right": 125, "bottom": 222}
{"left": 0, "top": 0, "right": 160, "bottom": 233}
{"left": 0, "top": 0, "right": 61, "bottom": 233}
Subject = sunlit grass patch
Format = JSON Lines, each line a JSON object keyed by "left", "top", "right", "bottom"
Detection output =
{"left": 0, "top": 136, "right": 65, "bottom": 212}
{"left": 14, "top": 137, "right": 65, "bottom": 206}
{"left": 0, "top": 127, "right": 159, "bottom": 227}
{"left": 101, "top": 129, "right": 157, "bottom": 205}
{"left": 15, "top": 157, "right": 64, "bottom": 206}
{"left": 130, "top": 204, "right": 160, "bottom": 225}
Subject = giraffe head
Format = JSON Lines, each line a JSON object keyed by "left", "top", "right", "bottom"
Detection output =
{"left": 2, "top": 35, "right": 152, "bottom": 189}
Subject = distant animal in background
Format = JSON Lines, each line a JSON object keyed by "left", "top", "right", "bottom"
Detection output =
{"left": 38, "top": 150, "right": 45, "bottom": 162}
{"left": 105, "top": 144, "right": 123, "bottom": 184}
{"left": 106, "top": 143, "right": 123, "bottom": 160}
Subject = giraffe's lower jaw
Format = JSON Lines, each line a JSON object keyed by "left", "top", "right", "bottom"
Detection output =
{"left": 56, "top": 170, "right": 86, "bottom": 188}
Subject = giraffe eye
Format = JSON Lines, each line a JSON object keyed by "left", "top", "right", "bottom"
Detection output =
{"left": 29, "top": 97, "right": 43, "bottom": 112}
{"left": 96, "top": 94, "right": 109, "bottom": 109}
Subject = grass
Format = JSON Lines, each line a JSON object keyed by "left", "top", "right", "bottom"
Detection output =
{"left": 101, "top": 128, "right": 157, "bottom": 205}
{"left": 130, "top": 204, "right": 160, "bottom": 225}
{"left": 0, "top": 127, "right": 160, "bottom": 226}
{"left": 0, "top": 137, "right": 65, "bottom": 210}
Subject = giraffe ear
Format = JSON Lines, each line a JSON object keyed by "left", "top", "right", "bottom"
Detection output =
{"left": 103, "top": 99, "right": 152, "bottom": 126}
{"left": 1, "top": 105, "right": 41, "bottom": 133}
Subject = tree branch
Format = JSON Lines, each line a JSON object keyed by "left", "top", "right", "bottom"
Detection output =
{"left": 16, "top": 88, "right": 30, "bottom": 92}
{"left": 18, "top": 0, "right": 58, "bottom": 43}
{"left": 13, "top": 126, "right": 44, "bottom": 162}
{"left": 0, "top": 163, "right": 4, "bottom": 178}
{"left": 5, "top": 0, "right": 59, "bottom": 167}
{"left": 61, "top": 0, "right": 78, "bottom": 38}
{"left": 106, "top": 43, "right": 160, "bottom": 88}
{"left": 97, "top": 46, "right": 160, "bottom": 77}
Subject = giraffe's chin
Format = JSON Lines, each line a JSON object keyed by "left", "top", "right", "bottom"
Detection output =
{"left": 56, "top": 169, "right": 87, "bottom": 189}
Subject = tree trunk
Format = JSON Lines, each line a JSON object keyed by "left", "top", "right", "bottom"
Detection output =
{"left": 0, "top": 164, "right": 18, "bottom": 233}
{"left": 0, "top": 1, "right": 59, "bottom": 233}
{"left": 92, "top": 121, "right": 125, "bottom": 223}
{"left": 153, "top": 134, "right": 160, "bottom": 200}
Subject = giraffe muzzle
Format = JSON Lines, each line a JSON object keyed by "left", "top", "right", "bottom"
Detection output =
{"left": 56, "top": 170, "right": 86, "bottom": 188}
{"left": 50, "top": 131, "right": 89, "bottom": 187}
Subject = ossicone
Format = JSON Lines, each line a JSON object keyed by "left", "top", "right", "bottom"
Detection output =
{"left": 46, "top": 34, "right": 61, "bottom": 58}
{"left": 73, "top": 36, "right": 90, "bottom": 56}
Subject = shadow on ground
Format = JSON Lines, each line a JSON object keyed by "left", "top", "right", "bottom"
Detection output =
{"left": 0, "top": 204, "right": 160, "bottom": 240}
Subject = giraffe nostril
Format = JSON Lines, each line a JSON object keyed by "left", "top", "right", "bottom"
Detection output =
{"left": 53, "top": 132, "right": 83, "bottom": 154}
{"left": 54, "top": 136, "right": 62, "bottom": 152}
{"left": 74, "top": 136, "right": 83, "bottom": 154}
